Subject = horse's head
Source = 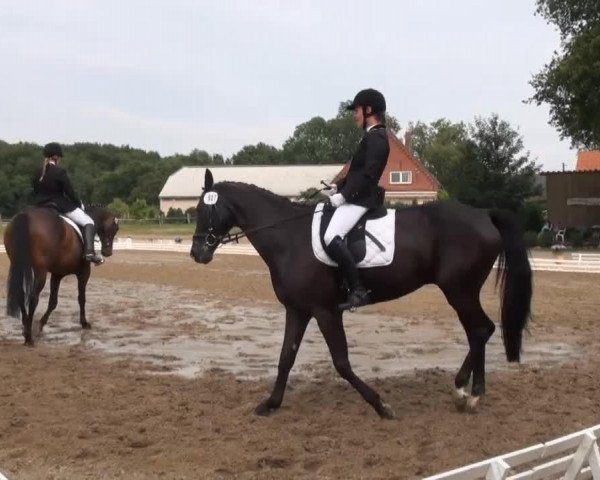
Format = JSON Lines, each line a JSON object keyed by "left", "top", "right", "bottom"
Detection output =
{"left": 191, "top": 169, "right": 236, "bottom": 264}
{"left": 87, "top": 206, "right": 119, "bottom": 257}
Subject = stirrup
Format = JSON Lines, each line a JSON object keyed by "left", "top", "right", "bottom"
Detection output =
{"left": 85, "top": 253, "right": 105, "bottom": 265}
{"left": 338, "top": 288, "right": 371, "bottom": 312}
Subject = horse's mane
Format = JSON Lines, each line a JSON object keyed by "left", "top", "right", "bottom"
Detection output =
{"left": 216, "top": 182, "right": 314, "bottom": 210}
{"left": 85, "top": 203, "right": 116, "bottom": 220}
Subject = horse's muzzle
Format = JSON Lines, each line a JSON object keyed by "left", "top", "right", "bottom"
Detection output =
{"left": 190, "top": 243, "right": 213, "bottom": 264}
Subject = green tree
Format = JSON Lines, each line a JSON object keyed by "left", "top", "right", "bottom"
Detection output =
{"left": 166, "top": 207, "right": 186, "bottom": 223}
{"left": 411, "top": 115, "right": 541, "bottom": 211}
{"left": 457, "top": 115, "right": 541, "bottom": 211}
{"left": 530, "top": 1, "right": 600, "bottom": 148}
{"left": 129, "top": 198, "right": 159, "bottom": 219}
{"left": 281, "top": 101, "right": 401, "bottom": 165}
{"left": 230, "top": 143, "right": 282, "bottom": 165}
{"left": 534, "top": 0, "right": 600, "bottom": 38}
{"left": 107, "top": 198, "right": 130, "bottom": 218}
{"left": 409, "top": 119, "right": 470, "bottom": 191}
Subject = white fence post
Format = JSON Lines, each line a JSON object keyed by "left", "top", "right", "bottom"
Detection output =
{"left": 486, "top": 459, "right": 510, "bottom": 480}
{"left": 564, "top": 432, "right": 596, "bottom": 480}
{"left": 588, "top": 441, "right": 600, "bottom": 479}
{"left": 424, "top": 425, "right": 600, "bottom": 480}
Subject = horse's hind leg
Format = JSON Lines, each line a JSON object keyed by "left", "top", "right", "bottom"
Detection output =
{"left": 255, "top": 307, "right": 311, "bottom": 416}
{"left": 444, "top": 287, "right": 495, "bottom": 412}
{"left": 40, "top": 274, "right": 64, "bottom": 331}
{"left": 77, "top": 263, "right": 91, "bottom": 329}
{"left": 314, "top": 308, "right": 394, "bottom": 419}
{"left": 24, "top": 271, "right": 47, "bottom": 346}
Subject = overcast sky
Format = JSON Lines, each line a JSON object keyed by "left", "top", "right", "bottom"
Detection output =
{"left": 0, "top": 0, "right": 576, "bottom": 170}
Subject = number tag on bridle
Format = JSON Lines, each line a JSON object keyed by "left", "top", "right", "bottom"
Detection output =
{"left": 204, "top": 191, "right": 218, "bottom": 205}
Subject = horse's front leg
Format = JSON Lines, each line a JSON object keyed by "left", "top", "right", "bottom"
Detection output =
{"left": 255, "top": 307, "right": 311, "bottom": 416}
{"left": 315, "top": 308, "right": 395, "bottom": 419}
{"left": 77, "top": 263, "right": 92, "bottom": 329}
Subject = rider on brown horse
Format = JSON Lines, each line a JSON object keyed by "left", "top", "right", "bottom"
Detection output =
{"left": 32, "top": 142, "right": 104, "bottom": 265}
{"left": 325, "top": 88, "right": 390, "bottom": 311}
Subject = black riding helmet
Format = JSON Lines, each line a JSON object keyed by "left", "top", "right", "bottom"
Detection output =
{"left": 346, "top": 89, "right": 386, "bottom": 129}
{"left": 43, "top": 142, "right": 63, "bottom": 158}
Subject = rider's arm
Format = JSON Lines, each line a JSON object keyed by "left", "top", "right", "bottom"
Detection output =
{"left": 361, "top": 130, "right": 389, "bottom": 185}
{"left": 331, "top": 161, "right": 350, "bottom": 187}
{"left": 59, "top": 169, "right": 82, "bottom": 207}
{"left": 340, "top": 132, "right": 388, "bottom": 200}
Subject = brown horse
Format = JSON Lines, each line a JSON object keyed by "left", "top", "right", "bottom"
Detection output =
{"left": 4, "top": 206, "right": 119, "bottom": 345}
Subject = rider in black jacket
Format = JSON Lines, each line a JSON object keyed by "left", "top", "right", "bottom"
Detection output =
{"left": 32, "top": 142, "right": 104, "bottom": 264}
{"left": 325, "top": 89, "right": 390, "bottom": 310}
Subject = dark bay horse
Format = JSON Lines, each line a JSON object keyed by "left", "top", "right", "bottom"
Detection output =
{"left": 191, "top": 170, "right": 532, "bottom": 418}
{"left": 4, "top": 206, "right": 119, "bottom": 345}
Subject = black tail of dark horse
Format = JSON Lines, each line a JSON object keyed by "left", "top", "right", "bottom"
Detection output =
{"left": 6, "top": 213, "right": 33, "bottom": 319}
{"left": 490, "top": 210, "right": 532, "bottom": 362}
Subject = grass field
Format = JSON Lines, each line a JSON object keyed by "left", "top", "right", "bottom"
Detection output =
{"left": 115, "top": 222, "right": 196, "bottom": 238}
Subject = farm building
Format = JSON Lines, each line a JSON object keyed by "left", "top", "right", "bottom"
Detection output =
{"left": 543, "top": 151, "right": 600, "bottom": 228}
{"left": 159, "top": 131, "right": 440, "bottom": 213}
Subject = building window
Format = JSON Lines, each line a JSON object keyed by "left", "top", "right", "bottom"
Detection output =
{"left": 390, "top": 171, "right": 412, "bottom": 184}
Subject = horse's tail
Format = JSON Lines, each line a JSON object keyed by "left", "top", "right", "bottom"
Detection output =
{"left": 489, "top": 209, "right": 532, "bottom": 363}
{"left": 6, "top": 213, "right": 33, "bottom": 319}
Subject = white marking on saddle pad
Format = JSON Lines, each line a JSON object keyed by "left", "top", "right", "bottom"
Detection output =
{"left": 311, "top": 202, "right": 396, "bottom": 268}
{"left": 59, "top": 215, "right": 84, "bottom": 243}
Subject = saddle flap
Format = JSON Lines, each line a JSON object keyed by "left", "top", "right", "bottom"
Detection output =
{"left": 314, "top": 202, "right": 396, "bottom": 268}
{"left": 318, "top": 203, "right": 367, "bottom": 263}
{"left": 59, "top": 215, "right": 84, "bottom": 243}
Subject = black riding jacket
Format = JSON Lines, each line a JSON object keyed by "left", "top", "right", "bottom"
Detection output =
{"left": 32, "top": 162, "right": 81, "bottom": 213}
{"left": 336, "top": 125, "right": 390, "bottom": 209}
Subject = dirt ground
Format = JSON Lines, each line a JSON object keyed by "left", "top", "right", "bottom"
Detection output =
{"left": 0, "top": 251, "right": 599, "bottom": 480}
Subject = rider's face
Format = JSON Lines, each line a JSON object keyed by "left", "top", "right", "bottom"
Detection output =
{"left": 51, "top": 155, "right": 62, "bottom": 165}
{"left": 353, "top": 106, "right": 372, "bottom": 128}
{"left": 353, "top": 107, "right": 363, "bottom": 128}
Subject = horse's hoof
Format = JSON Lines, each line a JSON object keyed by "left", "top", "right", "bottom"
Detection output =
{"left": 24, "top": 340, "right": 34, "bottom": 348}
{"left": 379, "top": 402, "right": 396, "bottom": 419}
{"left": 254, "top": 400, "right": 277, "bottom": 417}
{"left": 81, "top": 322, "right": 92, "bottom": 330}
{"left": 465, "top": 396, "right": 480, "bottom": 413}
{"left": 453, "top": 387, "right": 469, "bottom": 412}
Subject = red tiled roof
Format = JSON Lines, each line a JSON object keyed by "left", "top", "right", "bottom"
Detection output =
{"left": 387, "top": 131, "right": 441, "bottom": 190}
{"left": 576, "top": 151, "right": 600, "bottom": 171}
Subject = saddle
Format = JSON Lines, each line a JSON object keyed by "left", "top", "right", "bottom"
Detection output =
{"left": 319, "top": 203, "right": 387, "bottom": 262}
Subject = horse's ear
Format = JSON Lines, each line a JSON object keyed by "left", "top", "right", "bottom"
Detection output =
{"left": 204, "top": 169, "right": 214, "bottom": 191}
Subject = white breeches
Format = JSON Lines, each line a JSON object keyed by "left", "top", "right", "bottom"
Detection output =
{"left": 65, "top": 208, "right": 94, "bottom": 227}
{"left": 324, "top": 203, "right": 368, "bottom": 246}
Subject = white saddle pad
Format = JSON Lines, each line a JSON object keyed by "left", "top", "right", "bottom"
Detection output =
{"left": 59, "top": 215, "right": 84, "bottom": 243}
{"left": 311, "top": 203, "right": 396, "bottom": 268}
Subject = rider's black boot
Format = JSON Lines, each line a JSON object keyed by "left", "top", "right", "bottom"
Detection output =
{"left": 326, "top": 236, "right": 370, "bottom": 311}
{"left": 83, "top": 224, "right": 104, "bottom": 265}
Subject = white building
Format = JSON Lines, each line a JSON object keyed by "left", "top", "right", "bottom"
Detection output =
{"left": 158, "top": 165, "right": 343, "bottom": 214}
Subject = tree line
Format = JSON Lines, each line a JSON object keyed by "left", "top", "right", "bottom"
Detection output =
{"left": 0, "top": 102, "right": 542, "bottom": 222}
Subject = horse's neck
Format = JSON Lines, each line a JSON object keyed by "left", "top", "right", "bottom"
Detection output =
{"left": 225, "top": 187, "right": 306, "bottom": 262}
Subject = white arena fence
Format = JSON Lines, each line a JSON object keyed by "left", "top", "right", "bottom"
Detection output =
{"left": 4, "top": 240, "right": 599, "bottom": 273}
{"left": 425, "top": 424, "right": 600, "bottom": 480}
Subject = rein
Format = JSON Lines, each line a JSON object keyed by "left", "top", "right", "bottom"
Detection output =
{"left": 195, "top": 181, "right": 334, "bottom": 249}
{"left": 195, "top": 205, "right": 328, "bottom": 248}
{"left": 219, "top": 209, "right": 318, "bottom": 245}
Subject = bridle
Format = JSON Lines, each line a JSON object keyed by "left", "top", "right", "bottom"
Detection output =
{"left": 192, "top": 183, "right": 333, "bottom": 250}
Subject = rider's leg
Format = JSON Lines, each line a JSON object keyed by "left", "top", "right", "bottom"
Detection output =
{"left": 64, "top": 208, "right": 104, "bottom": 265}
{"left": 324, "top": 204, "right": 369, "bottom": 310}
